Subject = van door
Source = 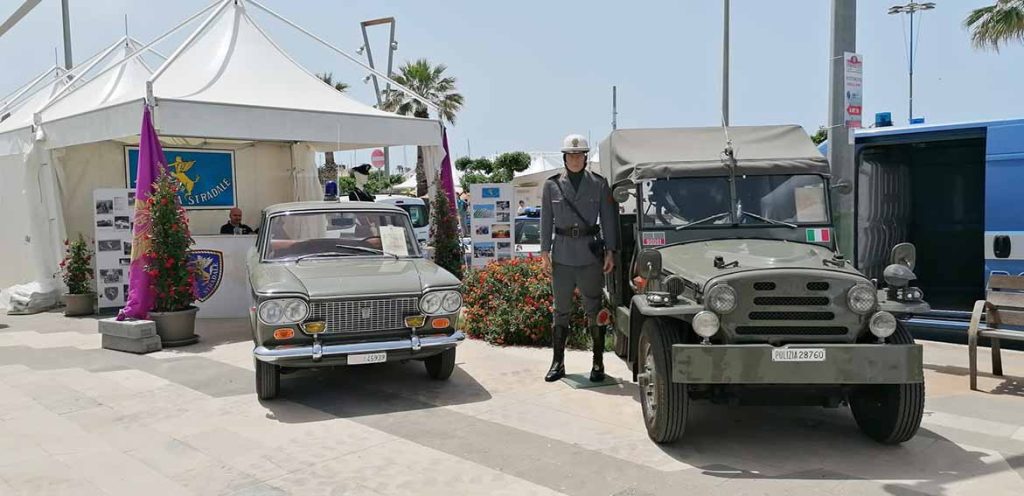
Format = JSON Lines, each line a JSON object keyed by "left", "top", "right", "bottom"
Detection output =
{"left": 984, "top": 122, "right": 1024, "bottom": 280}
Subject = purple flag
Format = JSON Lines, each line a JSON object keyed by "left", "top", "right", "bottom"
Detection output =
{"left": 117, "top": 105, "right": 164, "bottom": 321}
{"left": 438, "top": 127, "right": 458, "bottom": 218}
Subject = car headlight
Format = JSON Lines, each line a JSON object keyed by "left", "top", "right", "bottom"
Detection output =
{"left": 420, "top": 290, "right": 461, "bottom": 315}
{"left": 441, "top": 291, "right": 463, "bottom": 313}
{"left": 692, "top": 311, "right": 720, "bottom": 338}
{"left": 869, "top": 311, "right": 897, "bottom": 339}
{"left": 258, "top": 298, "right": 309, "bottom": 325}
{"left": 705, "top": 284, "right": 737, "bottom": 314}
{"left": 846, "top": 284, "right": 877, "bottom": 314}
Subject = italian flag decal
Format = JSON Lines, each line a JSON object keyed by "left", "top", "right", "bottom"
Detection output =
{"left": 806, "top": 228, "right": 831, "bottom": 242}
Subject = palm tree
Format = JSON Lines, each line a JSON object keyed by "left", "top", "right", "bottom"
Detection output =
{"left": 316, "top": 72, "right": 349, "bottom": 183}
{"left": 964, "top": 0, "right": 1024, "bottom": 51}
{"left": 381, "top": 59, "right": 464, "bottom": 197}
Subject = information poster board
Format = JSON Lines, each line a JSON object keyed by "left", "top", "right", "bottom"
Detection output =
{"left": 93, "top": 188, "right": 135, "bottom": 310}
{"left": 469, "top": 183, "right": 516, "bottom": 268}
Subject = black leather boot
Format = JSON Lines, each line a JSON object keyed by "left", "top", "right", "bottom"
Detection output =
{"left": 589, "top": 325, "right": 606, "bottom": 382}
{"left": 545, "top": 325, "right": 567, "bottom": 382}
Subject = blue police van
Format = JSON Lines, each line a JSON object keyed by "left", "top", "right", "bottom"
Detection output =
{"left": 843, "top": 118, "right": 1024, "bottom": 335}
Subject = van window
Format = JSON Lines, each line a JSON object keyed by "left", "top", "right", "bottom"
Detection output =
{"left": 398, "top": 205, "right": 429, "bottom": 228}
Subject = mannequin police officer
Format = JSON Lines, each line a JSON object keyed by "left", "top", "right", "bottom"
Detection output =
{"left": 540, "top": 134, "right": 618, "bottom": 382}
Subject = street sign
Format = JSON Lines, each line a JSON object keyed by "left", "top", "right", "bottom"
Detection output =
{"left": 371, "top": 149, "right": 385, "bottom": 168}
{"left": 844, "top": 52, "right": 863, "bottom": 129}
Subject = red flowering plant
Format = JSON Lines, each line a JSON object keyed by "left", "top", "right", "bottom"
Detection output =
{"left": 143, "top": 169, "right": 198, "bottom": 312}
{"left": 59, "top": 235, "right": 93, "bottom": 295}
{"left": 461, "top": 256, "right": 600, "bottom": 349}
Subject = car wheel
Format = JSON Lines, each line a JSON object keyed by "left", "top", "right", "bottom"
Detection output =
{"left": 849, "top": 322, "right": 924, "bottom": 444}
{"left": 255, "top": 359, "right": 280, "bottom": 400}
{"left": 613, "top": 330, "right": 628, "bottom": 358}
{"left": 425, "top": 348, "right": 456, "bottom": 380}
{"left": 638, "top": 318, "right": 688, "bottom": 443}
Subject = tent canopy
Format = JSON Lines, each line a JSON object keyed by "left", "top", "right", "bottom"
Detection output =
{"left": 599, "top": 125, "right": 830, "bottom": 185}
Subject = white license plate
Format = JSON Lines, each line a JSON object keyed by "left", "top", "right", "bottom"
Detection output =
{"left": 348, "top": 352, "right": 387, "bottom": 365}
{"left": 771, "top": 348, "right": 826, "bottom": 362}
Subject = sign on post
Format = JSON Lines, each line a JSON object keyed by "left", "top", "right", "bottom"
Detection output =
{"left": 93, "top": 188, "right": 134, "bottom": 311}
{"left": 843, "top": 52, "right": 863, "bottom": 129}
{"left": 371, "top": 149, "right": 385, "bottom": 169}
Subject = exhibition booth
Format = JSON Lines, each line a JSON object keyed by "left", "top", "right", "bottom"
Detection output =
{"left": 0, "top": 0, "right": 447, "bottom": 316}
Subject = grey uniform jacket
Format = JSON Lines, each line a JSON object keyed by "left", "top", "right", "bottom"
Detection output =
{"left": 540, "top": 170, "right": 619, "bottom": 267}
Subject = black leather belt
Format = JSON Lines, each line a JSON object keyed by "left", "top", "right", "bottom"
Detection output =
{"left": 555, "top": 225, "right": 600, "bottom": 238}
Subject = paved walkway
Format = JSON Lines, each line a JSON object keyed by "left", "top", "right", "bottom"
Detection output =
{"left": 0, "top": 311, "right": 1023, "bottom": 495}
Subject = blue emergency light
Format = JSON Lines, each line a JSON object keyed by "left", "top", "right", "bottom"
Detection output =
{"left": 875, "top": 112, "right": 893, "bottom": 128}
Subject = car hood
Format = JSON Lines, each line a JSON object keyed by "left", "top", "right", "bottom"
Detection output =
{"left": 658, "top": 238, "right": 862, "bottom": 289}
{"left": 250, "top": 258, "right": 459, "bottom": 299}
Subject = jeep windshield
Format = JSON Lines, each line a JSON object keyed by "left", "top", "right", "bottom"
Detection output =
{"left": 641, "top": 174, "right": 828, "bottom": 229}
{"left": 263, "top": 210, "right": 420, "bottom": 261}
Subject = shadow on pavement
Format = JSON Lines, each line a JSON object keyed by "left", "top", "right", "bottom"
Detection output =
{"left": 925, "top": 363, "right": 1024, "bottom": 398}
{"left": 649, "top": 402, "right": 1020, "bottom": 495}
{"left": 165, "top": 317, "right": 253, "bottom": 354}
{"left": 262, "top": 359, "right": 492, "bottom": 423}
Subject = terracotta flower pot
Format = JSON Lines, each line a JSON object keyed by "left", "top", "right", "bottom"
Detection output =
{"left": 149, "top": 306, "right": 199, "bottom": 347}
{"left": 63, "top": 293, "right": 95, "bottom": 317}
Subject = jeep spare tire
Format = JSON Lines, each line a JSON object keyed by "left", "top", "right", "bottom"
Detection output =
{"left": 849, "top": 322, "right": 924, "bottom": 444}
{"left": 638, "top": 318, "right": 689, "bottom": 443}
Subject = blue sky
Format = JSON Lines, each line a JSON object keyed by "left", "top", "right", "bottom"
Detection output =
{"left": 2, "top": 0, "right": 1022, "bottom": 167}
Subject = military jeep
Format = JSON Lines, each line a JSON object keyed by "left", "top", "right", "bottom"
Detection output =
{"left": 598, "top": 126, "right": 930, "bottom": 444}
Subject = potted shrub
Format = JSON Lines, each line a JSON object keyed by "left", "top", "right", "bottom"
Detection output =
{"left": 145, "top": 170, "right": 199, "bottom": 346}
{"left": 60, "top": 236, "right": 94, "bottom": 316}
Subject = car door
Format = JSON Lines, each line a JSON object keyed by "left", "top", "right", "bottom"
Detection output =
{"left": 984, "top": 122, "right": 1024, "bottom": 280}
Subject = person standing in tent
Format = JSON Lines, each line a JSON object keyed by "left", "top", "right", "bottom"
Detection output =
{"left": 540, "top": 134, "right": 618, "bottom": 383}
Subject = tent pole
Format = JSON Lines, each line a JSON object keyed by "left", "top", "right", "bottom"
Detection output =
{"left": 149, "top": 0, "right": 232, "bottom": 88}
{"left": 246, "top": 0, "right": 441, "bottom": 115}
{"left": 0, "top": 65, "right": 58, "bottom": 114}
{"left": 36, "top": 0, "right": 221, "bottom": 115}
{"left": 34, "top": 36, "right": 128, "bottom": 114}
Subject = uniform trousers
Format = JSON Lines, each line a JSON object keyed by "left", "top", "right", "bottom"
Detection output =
{"left": 552, "top": 262, "right": 604, "bottom": 326}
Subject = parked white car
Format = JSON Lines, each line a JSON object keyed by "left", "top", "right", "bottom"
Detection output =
{"left": 376, "top": 195, "right": 430, "bottom": 247}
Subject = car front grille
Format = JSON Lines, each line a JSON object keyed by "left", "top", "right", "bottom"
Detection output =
{"left": 719, "top": 275, "right": 864, "bottom": 341}
{"left": 753, "top": 296, "right": 830, "bottom": 306}
{"left": 309, "top": 297, "right": 419, "bottom": 333}
{"left": 735, "top": 326, "right": 848, "bottom": 336}
{"left": 748, "top": 311, "right": 835, "bottom": 321}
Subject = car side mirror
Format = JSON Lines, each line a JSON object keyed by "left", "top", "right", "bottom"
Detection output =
{"left": 890, "top": 242, "right": 916, "bottom": 270}
{"left": 636, "top": 249, "right": 662, "bottom": 279}
{"left": 830, "top": 179, "right": 852, "bottom": 195}
{"left": 612, "top": 184, "right": 634, "bottom": 204}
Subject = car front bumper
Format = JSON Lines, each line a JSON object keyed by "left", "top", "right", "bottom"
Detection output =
{"left": 254, "top": 331, "right": 466, "bottom": 367}
{"left": 671, "top": 343, "right": 923, "bottom": 384}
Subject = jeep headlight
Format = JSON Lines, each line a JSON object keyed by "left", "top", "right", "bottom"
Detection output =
{"left": 692, "top": 311, "right": 720, "bottom": 338}
{"left": 846, "top": 284, "right": 877, "bottom": 314}
{"left": 869, "top": 311, "right": 897, "bottom": 339}
{"left": 420, "top": 290, "right": 461, "bottom": 315}
{"left": 705, "top": 284, "right": 737, "bottom": 314}
{"left": 258, "top": 298, "right": 309, "bottom": 325}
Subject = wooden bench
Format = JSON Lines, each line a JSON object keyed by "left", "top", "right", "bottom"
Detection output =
{"left": 968, "top": 274, "right": 1024, "bottom": 390}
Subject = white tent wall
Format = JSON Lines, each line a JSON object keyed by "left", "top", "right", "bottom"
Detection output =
{"left": 54, "top": 139, "right": 296, "bottom": 242}
{"left": 0, "top": 148, "right": 35, "bottom": 288}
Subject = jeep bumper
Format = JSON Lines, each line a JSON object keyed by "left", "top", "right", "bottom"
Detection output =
{"left": 671, "top": 343, "right": 923, "bottom": 384}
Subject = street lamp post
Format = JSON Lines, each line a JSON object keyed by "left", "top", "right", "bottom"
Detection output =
{"left": 888, "top": 2, "right": 935, "bottom": 124}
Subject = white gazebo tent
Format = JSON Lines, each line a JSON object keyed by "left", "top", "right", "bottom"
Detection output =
{"left": 0, "top": 0, "right": 448, "bottom": 312}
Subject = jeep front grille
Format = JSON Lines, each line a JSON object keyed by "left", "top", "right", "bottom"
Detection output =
{"left": 748, "top": 311, "right": 835, "bottom": 321}
{"left": 753, "top": 296, "right": 830, "bottom": 306}
{"left": 308, "top": 297, "right": 419, "bottom": 333}
{"left": 735, "top": 326, "right": 847, "bottom": 336}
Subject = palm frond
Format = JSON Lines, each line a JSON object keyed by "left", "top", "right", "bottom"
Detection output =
{"left": 964, "top": 0, "right": 1024, "bottom": 51}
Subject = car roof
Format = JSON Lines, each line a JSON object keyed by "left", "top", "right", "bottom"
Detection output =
{"left": 263, "top": 200, "right": 405, "bottom": 216}
{"left": 376, "top": 195, "right": 426, "bottom": 205}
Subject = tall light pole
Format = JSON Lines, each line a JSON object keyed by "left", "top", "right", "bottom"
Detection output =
{"left": 888, "top": 2, "right": 935, "bottom": 124}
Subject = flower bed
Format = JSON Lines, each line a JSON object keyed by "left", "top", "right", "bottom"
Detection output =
{"left": 461, "top": 257, "right": 595, "bottom": 349}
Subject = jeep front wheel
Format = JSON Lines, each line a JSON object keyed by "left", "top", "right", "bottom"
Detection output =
{"left": 849, "top": 322, "right": 924, "bottom": 444}
{"left": 637, "top": 318, "right": 688, "bottom": 443}
{"left": 255, "top": 359, "right": 280, "bottom": 401}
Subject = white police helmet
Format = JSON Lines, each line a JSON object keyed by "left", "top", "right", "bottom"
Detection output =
{"left": 561, "top": 134, "right": 590, "bottom": 154}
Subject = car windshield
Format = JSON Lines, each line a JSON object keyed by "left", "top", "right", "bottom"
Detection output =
{"left": 263, "top": 210, "right": 420, "bottom": 261}
{"left": 515, "top": 218, "right": 540, "bottom": 244}
{"left": 397, "top": 204, "right": 429, "bottom": 228}
{"left": 641, "top": 174, "right": 829, "bottom": 229}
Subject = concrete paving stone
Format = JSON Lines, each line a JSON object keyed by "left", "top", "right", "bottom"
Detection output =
{"left": 170, "top": 461, "right": 264, "bottom": 496}
{"left": 0, "top": 457, "right": 107, "bottom": 496}
{"left": 0, "top": 434, "right": 50, "bottom": 468}
{"left": 6, "top": 377, "right": 100, "bottom": 415}
{"left": 97, "top": 318, "right": 156, "bottom": 339}
{"left": 57, "top": 450, "right": 191, "bottom": 496}
{"left": 125, "top": 437, "right": 218, "bottom": 477}
{"left": 101, "top": 333, "right": 162, "bottom": 354}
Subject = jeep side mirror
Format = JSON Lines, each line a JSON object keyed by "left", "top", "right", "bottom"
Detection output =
{"left": 636, "top": 249, "right": 662, "bottom": 279}
{"left": 612, "top": 184, "right": 634, "bottom": 204}
{"left": 890, "top": 242, "right": 916, "bottom": 270}
{"left": 831, "top": 179, "right": 852, "bottom": 195}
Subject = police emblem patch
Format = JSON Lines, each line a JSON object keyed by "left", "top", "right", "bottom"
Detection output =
{"left": 188, "top": 249, "right": 224, "bottom": 302}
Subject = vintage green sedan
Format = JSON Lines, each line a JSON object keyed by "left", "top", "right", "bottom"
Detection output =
{"left": 247, "top": 201, "right": 464, "bottom": 400}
